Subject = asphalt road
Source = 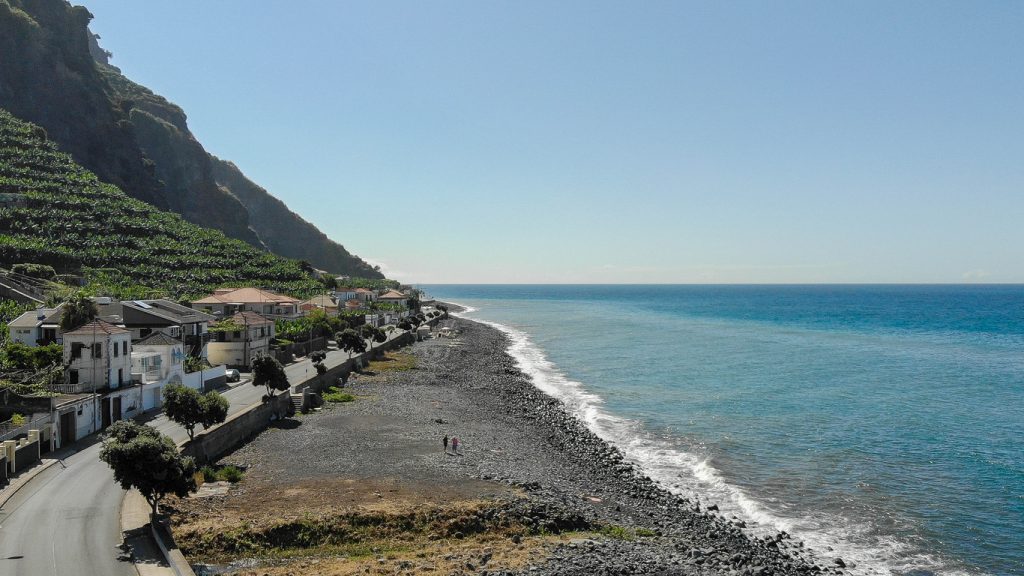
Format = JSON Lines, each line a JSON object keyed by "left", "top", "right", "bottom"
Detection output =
{"left": 0, "top": 332, "right": 400, "bottom": 576}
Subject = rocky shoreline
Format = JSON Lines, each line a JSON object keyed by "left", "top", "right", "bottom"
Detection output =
{"left": 179, "top": 314, "right": 846, "bottom": 575}
{"left": 432, "top": 315, "right": 839, "bottom": 576}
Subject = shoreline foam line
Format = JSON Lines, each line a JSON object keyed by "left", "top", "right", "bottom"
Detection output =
{"left": 448, "top": 305, "right": 978, "bottom": 576}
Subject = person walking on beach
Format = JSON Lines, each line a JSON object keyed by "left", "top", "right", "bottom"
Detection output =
{"left": 452, "top": 437, "right": 459, "bottom": 454}
{"left": 443, "top": 435, "right": 449, "bottom": 453}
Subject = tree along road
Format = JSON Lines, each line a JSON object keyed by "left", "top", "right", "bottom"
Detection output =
{"left": 0, "top": 333, "right": 399, "bottom": 576}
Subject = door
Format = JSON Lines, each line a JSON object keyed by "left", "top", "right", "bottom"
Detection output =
{"left": 101, "top": 397, "right": 111, "bottom": 428}
{"left": 60, "top": 411, "right": 76, "bottom": 445}
{"left": 112, "top": 396, "right": 122, "bottom": 423}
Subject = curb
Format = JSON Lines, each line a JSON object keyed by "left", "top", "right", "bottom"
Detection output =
{"left": 0, "top": 457, "right": 59, "bottom": 509}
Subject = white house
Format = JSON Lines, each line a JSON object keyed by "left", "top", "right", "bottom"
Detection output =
{"left": 130, "top": 331, "right": 187, "bottom": 412}
{"left": 7, "top": 305, "right": 64, "bottom": 346}
{"left": 61, "top": 320, "right": 134, "bottom": 429}
{"left": 206, "top": 311, "right": 274, "bottom": 368}
{"left": 62, "top": 319, "right": 132, "bottom": 393}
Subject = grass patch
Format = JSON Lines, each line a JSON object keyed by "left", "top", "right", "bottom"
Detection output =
{"left": 322, "top": 386, "right": 355, "bottom": 403}
{"left": 367, "top": 351, "right": 416, "bottom": 373}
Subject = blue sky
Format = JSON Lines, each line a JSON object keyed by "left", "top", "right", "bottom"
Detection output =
{"left": 80, "top": 1, "right": 1024, "bottom": 283}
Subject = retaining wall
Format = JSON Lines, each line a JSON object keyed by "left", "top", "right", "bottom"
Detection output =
{"left": 180, "top": 392, "right": 292, "bottom": 464}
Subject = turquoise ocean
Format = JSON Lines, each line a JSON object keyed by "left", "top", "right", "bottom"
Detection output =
{"left": 419, "top": 285, "right": 1023, "bottom": 576}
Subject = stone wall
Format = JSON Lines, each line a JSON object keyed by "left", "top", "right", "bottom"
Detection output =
{"left": 180, "top": 392, "right": 292, "bottom": 464}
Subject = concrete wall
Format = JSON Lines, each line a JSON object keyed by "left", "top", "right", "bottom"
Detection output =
{"left": 14, "top": 439, "right": 39, "bottom": 473}
{"left": 180, "top": 392, "right": 292, "bottom": 464}
{"left": 182, "top": 365, "right": 226, "bottom": 392}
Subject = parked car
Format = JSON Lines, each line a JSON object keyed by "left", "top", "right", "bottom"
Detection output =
{"left": 225, "top": 369, "right": 240, "bottom": 382}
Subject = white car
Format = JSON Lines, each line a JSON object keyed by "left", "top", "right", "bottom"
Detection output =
{"left": 225, "top": 369, "right": 240, "bottom": 382}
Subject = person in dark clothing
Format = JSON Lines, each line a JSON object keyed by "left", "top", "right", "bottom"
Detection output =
{"left": 443, "top": 434, "right": 449, "bottom": 453}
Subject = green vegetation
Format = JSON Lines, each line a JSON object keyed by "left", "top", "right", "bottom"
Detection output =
{"left": 322, "top": 386, "right": 354, "bottom": 403}
{"left": 58, "top": 291, "right": 97, "bottom": 331}
{"left": 274, "top": 309, "right": 343, "bottom": 343}
{"left": 340, "top": 277, "right": 400, "bottom": 291}
{"left": 163, "top": 384, "right": 230, "bottom": 440}
{"left": 100, "top": 420, "right": 197, "bottom": 516}
{"left": 252, "top": 355, "right": 290, "bottom": 398}
{"left": 1, "top": 341, "right": 61, "bottom": 370}
{"left": 336, "top": 328, "right": 366, "bottom": 358}
{"left": 200, "top": 464, "right": 244, "bottom": 484}
{"left": 0, "top": 109, "right": 323, "bottom": 299}
{"left": 367, "top": 351, "right": 417, "bottom": 373}
{"left": 10, "top": 262, "right": 55, "bottom": 279}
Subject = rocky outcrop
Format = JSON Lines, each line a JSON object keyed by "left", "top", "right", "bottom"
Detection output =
{"left": 0, "top": 0, "right": 383, "bottom": 278}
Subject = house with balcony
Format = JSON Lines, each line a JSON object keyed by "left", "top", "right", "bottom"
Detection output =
{"left": 206, "top": 311, "right": 274, "bottom": 369}
{"left": 61, "top": 319, "right": 135, "bottom": 429}
{"left": 7, "top": 305, "right": 64, "bottom": 346}
{"left": 191, "top": 287, "right": 302, "bottom": 320}
{"left": 98, "top": 299, "right": 215, "bottom": 358}
{"left": 130, "top": 332, "right": 187, "bottom": 412}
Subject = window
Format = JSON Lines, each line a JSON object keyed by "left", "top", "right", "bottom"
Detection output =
{"left": 71, "top": 342, "right": 84, "bottom": 360}
{"left": 233, "top": 331, "right": 241, "bottom": 339}
{"left": 118, "top": 369, "right": 123, "bottom": 386}
{"left": 114, "top": 343, "right": 119, "bottom": 357}
{"left": 70, "top": 370, "right": 79, "bottom": 384}
{"left": 92, "top": 343, "right": 102, "bottom": 359}
{"left": 264, "top": 305, "right": 273, "bottom": 314}
{"left": 123, "top": 341, "right": 128, "bottom": 355}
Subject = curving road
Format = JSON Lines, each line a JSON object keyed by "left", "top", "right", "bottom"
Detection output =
{"left": 0, "top": 333, "right": 402, "bottom": 576}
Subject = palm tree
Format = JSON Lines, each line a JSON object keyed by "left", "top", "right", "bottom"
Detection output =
{"left": 59, "top": 292, "right": 98, "bottom": 331}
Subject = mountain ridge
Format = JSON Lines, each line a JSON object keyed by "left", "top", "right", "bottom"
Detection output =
{"left": 0, "top": 0, "right": 382, "bottom": 279}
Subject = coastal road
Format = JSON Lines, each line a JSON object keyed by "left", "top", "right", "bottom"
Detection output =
{"left": 0, "top": 333, "right": 399, "bottom": 576}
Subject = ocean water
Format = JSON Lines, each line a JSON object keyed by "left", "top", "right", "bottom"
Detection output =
{"left": 419, "top": 285, "right": 1024, "bottom": 576}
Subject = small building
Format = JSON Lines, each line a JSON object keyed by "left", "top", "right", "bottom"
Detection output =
{"left": 130, "top": 332, "right": 187, "bottom": 412}
{"left": 7, "top": 305, "right": 64, "bottom": 346}
{"left": 299, "top": 294, "right": 339, "bottom": 315}
{"left": 354, "top": 288, "right": 377, "bottom": 303}
{"left": 191, "top": 287, "right": 302, "bottom": 320}
{"left": 378, "top": 289, "right": 408, "bottom": 306}
{"left": 98, "top": 299, "right": 215, "bottom": 358}
{"left": 344, "top": 298, "right": 365, "bottom": 311}
{"left": 206, "top": 311, "right": 274, "bottom": 369}
{"left": 334, "top": 288, "right": 358, "bottom": 302}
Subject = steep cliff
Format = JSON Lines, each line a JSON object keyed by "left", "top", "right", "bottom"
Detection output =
{"left": 211, "top": 157, "right": 382, "bottom": 278}
{"left": 0, "top": 0, "right": 383, "bottom": 278}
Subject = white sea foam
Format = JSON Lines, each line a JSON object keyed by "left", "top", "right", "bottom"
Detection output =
{"left": 452, "top": 307, "right": 979, "bottom": 576}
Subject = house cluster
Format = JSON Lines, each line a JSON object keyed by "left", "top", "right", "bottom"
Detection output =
{"left": 2, "top": 285, "right": 417, "bottom": 451}
{"left": 5, "top": 298, "right": 223, "bottom": 447}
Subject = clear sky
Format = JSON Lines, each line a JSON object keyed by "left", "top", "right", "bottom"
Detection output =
{"left": 80, "top": 1, "right": 1024, "bottom": 284}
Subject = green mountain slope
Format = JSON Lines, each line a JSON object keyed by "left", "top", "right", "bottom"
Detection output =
{"left": 0, "top": 108, "right": 322, "bottom": 299}
{"left": 0, "top": 0, "right": 382, "bottom": 279}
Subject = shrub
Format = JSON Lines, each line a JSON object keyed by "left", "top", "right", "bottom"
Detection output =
{"left": 322, "top": 387, "right": 354, "bottom": 403}
{"left": 218, "top": 465, "right": 244, "bottom": 483}
{"left": 200, "top": 465, "right": 218, "bottom": 483}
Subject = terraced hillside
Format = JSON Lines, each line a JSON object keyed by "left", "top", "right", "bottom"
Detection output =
{"left": 0, "top": 109, "right": 322, "bottom": 299}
